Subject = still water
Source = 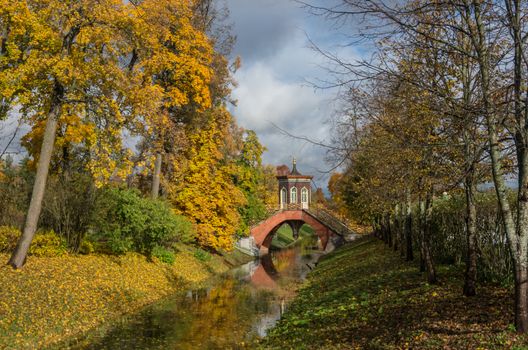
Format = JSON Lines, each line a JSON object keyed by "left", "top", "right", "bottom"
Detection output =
{"left": 75, "top": 242, "right": 322, "bottom": 349}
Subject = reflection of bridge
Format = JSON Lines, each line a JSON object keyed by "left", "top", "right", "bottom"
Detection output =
{"left": 251, "top": 207, "right": 355, "bottom": 255}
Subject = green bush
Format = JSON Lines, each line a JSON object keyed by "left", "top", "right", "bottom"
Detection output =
{"left": 78, "top": 239, "right": 95, "bottom": 255}
{"left": 91, "top": 188, "right": 195, "bottom": 255}
{"left": 152, "top": 245, "right": 175, "bottom": 264}
{"left": 0, "top": 226, "right": 20, "bottom": 253}
{"left": 194, "top": 248, "right": 211, "bottom": 262}
{"left": 28, "top": 230, "right": 67, "bottom": 257}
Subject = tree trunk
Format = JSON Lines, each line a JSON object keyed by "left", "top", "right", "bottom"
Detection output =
{"left": 504, "top": 0, "right": 528, "bottom": 333}
{"left": 399, "top": 202, "right": 405, "bottom": 258}
{"left": 9, "top": 101, "right": 61, "bottom": 269}
{"left": 463, "top": 175, "right": 478, "bottom": 296}
{"left": 151, "top": 153, "right": 162, "bottom": 199}
{"left": 405, "top": 189, "right": 413, "bottom": 261}
{"left": 393, "top": 204, "right": 399, "bottom": 252}
{"left": 515, "top": 265, "right": 528, "bottom": 332}
{"left": 385, "top": 212, "right": 393, "bottom": 248}
{"left": 419, "top": 199, "right": 426, "bottom": 272}
{"left": 472, "top": 3, "right": 523, "bottom": 329}
{"left": 424, "top": 190, "right": 437, "bottom": 284}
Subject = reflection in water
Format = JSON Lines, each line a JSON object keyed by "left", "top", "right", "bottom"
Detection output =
{"left": 75, "top": 239, "right": 322, "bottom": 350}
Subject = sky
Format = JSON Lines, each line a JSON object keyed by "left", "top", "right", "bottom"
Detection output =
{"left": 225, "top": 0, "right": 358, "bottom": 190}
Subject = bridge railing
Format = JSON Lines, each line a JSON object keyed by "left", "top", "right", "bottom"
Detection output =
{"left": 305, "top": 206, "right": 356, "bottom": 237}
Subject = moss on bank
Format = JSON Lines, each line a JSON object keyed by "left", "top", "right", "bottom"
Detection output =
{"left": 0, "top": 246, "right": 251, "bottom": 349}
{"left": 261, "top": 236, "right": 528, "bottom": 349}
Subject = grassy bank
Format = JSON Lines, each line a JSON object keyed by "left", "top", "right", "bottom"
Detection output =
{"left": 0, "top": 244, "right": 251, "bottom": 349}
{"left": 271, "top": 224, "right": 314, "bottom": 249}
{"left": 261, "top": 236, "right": 528, "bottom": 349}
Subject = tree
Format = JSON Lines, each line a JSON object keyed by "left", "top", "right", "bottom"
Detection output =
{"left": 1, "top": 0, "right": 144, "bottom": 268}
{"left": 169, "top": 107, "right": 246, "bottom": 251}
{"left": 133, "top": 0, "right": 214, "bottom": 199}
{"left": 300, "top": 0, "right": 528, "bottom": 331}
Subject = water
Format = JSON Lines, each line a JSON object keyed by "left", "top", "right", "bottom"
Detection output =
{"left": 74, "top": 242, "right": 322, "bottom": 349}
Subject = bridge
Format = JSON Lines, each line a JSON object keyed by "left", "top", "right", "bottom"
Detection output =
{"left": 251, "top": 206, "right": 355, "bottom": 255}
{"left": 236, "top": 159, "right": 357, "bottom": 256}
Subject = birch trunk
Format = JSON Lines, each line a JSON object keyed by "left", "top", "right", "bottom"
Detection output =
{"left": 472, "top": 3, "right": 526, "bottom": 330}
{"left": 393, "top": 204, "right": 399, "bottom": 252}
{"left": 419, "top": 200, "right": 426, "bottom": 272}
{"left": 405, "top": 189, "right": 413, "bottom": 261}
{"left": 463, "top": 175, "right": 478, "bottom": 296}
{"left": 424, "top": 190, "right": 437, "bottom": 284}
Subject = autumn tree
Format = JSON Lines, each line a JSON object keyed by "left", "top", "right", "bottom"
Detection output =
{"left": 0, "top": 0, "right": 152, "bottom": 268}
{"left": 169, "top": 107, "right": 246, "bottom": 251}
{"left": 133, "top": 0, "right": 214, "bottom": 199}
{"left": 302, "top": 0, "right": 528, "bottom": 331}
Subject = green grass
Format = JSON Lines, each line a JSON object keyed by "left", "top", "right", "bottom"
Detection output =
{"left": 271, "top": 224, "right": 314, "bottom": 249}
{"left": 260, "top": 236, "right": 528, "bottom": 349}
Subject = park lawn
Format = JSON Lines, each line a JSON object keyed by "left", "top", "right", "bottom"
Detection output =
{"left": 0, "top": 245, "right": 246, "bottom": 350}
{"left": 261, "top": 236, "right": 528, "bottom": 349}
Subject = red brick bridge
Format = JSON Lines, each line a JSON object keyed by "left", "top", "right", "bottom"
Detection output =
{"left": 240, "top": 159, "right": 355, "bottom": 255}
{"left": 250, "top": 207, "right": 353, "bottom": 255}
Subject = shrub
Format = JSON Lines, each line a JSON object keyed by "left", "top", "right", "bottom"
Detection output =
{"left": 78, "top": 239, "right": 95, "bottom": 255}
{"left": 28, "top": 230, "right": 67, "bottom": 257}
{"left": 0, "top": 226, "right": 20, "bottom": 253}
{"left": 91, "top": 188, "right": 196, "bottom": 255}
{"left": 194, "top": 248, "right": 211, "bottom": 262}
{"left": 41, "top": 173, "right": 96, "bottom": 252}
{"left": 151, "top": 245, "right": 175, "bottom": 264}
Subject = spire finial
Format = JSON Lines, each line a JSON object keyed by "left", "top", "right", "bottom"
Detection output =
{"left": 290, "top": 157, "right": 300, "bottom": 175}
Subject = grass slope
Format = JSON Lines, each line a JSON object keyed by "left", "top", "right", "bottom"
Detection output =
{"left": 271, "top": 224, "right": 315, "bottom": 249}
{"left": 0, "top": 245, "right": 245, "bottom": 349}
{"left": 261, "top": 236, "right": 528, "bottom": 349}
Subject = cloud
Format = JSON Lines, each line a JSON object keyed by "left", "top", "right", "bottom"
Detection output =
{"left": 225, "top": 0, "right": 357, "bottom": 189}
{"left": 227, "top": 0, "right": 303, "bottom": 62}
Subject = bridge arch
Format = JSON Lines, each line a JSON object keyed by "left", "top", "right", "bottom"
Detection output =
{"left": 250, "top": 210, "right": 337, "bottom": 255}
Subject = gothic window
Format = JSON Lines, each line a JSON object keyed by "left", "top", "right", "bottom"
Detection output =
{"left": 301, "top": 187, "right": 308, "bottom": 203}
{"left": 280, "top": 188, "right": 287, "bottom": 208}
{"left": 290, "top": 187, "right": 297, "bottom": 203}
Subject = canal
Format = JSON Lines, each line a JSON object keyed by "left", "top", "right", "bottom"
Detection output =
{"left": 72, "top": 236, "right": 323, "bottom": 349}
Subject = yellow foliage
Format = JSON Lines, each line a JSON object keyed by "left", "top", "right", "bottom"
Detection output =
{"left": 0, "top": 250, "right": 230, "bottom": 349}
{"left": 0, "top": 226, "right": 20, "bottom": 252}
{"left": 169, "top": 108, "right": 246, "bottom": 251}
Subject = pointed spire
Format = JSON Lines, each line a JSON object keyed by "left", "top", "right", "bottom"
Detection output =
{"left": 290, "top": 157, "right": 301, "bottom": 175}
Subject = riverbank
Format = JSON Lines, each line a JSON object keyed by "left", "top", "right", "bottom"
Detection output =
{"left": 261, "top": 236, "right": 528, "bottom": 349}
{"left": 0, "top": 244, "right": 251, "bottom": 349}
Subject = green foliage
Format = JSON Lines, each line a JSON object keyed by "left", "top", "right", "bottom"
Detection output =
{"left": 194, "top": 248, "right": 212, "bottom": 262}
{"left": 0, "top": 226, "right": 20, "bottom": 253}
{"left": 91, "top": 188, "right": 195, "bottom": 255}
{"left": 78, "top": 239, "right": 95, "bottom": 255}
{"left": 0, "top": 158, "right": 33, "bottom": 228}
{"left": 28, "top": 230, "right": 67, "bottom": 257}
{"left": 151, "top": 245, "right": 175, "bottom": 264}
{"left": 41, "top": 172, "right": 96, "bottom": 252}
{"left": 235, "top": 130, "right": 269, "bottom": 234}
{"left": 425, "top": 191, "right": 514, "bottom": 285}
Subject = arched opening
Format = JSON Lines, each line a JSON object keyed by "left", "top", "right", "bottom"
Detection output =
{"left": 280, "top": 187, "right": 287, "bottom": 209}
{"left": 301, "top": 187, "right": 309, "bottom": 209}
{"left": 269, "top": 222, "right": 319, "bottom": 251}
{"left": 290, "top": 187, "right": 297, "bottom": 204}
{"left": 250, "top": 210, "right": 336, "bottom": 255}
{"left": 270, "top": 223, "right": 294, "bottom": 249}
